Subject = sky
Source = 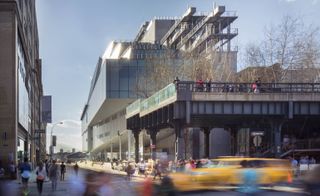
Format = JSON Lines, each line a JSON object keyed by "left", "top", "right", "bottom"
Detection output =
{"left": 35, "top": 0, "right": 320, "bottom": 152}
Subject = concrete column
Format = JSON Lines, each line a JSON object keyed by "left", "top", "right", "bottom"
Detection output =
{"left": 273, "top": 123, "right": 283, "bottom": 158}
{"left": 203, "top": 127, "right": 211, "bottom": 158}
{"left": 174, "top": 122, "right": 185, "bottom": 161}
{"left": 128, "top": 130, "right": 131, "bottom": 161}
{"left": 175, "top": 136, "right": 185, "bottom": 161}
{"left": 133, "top": 131, "right": 140, "bottom": 163}
{"left": 230, "top": 127, "right": 238, "bottom": 156}
{"left": 150, "top": 130, "right": 157, "bottom": 160}
{"left": 110, "top": 143, "right": 113, "bottom": 160}
{"left": 192, "top": 129, "right": 200, "bottom": 159}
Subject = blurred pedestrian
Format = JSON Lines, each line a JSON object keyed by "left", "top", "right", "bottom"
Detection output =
{"left": 74, "top": 163, "right": 79, "bottom": 176}
{"left": 196, "top": 79, "right": 204, "bottom": 92}
{"left": 139, "top": 160, "right": 147, "bottom": 178}
{"left": 290, "top": 157, "right": 299, "bottom": 177}
{"left": 48, "top": 160, "right": 59, "bottom": 191}
{"left": 35, "top": 161, "right": 46, "bottom": 195}
{"left": 251, "top": 81, "right": 258, "bottom": 93}
{"left": 8, "top": 161, "right": 16, "bottom": 179}
{"left": 237, "top": 160, "right": 260, "bottom": 195}
{"left": 20, "top": 157, "right": 31, "bottom": 191}
{"left": 303, "top": 165, "right": 320, "bottom": 195}
{"left": 96, "top": 173, "right": 115, "bottom": 196}
{"left": 126, "top": 162, "right": 135, "bottom": 181}
{"left": 159, "top": 176, "right": 177, "bottom": 196}
{"left": 206, "top": 78, "right": 212, "bottom": 92}
{"left": 17, "top": 159, "right": 22, "bottom": 183}
{"left": 153, "top": 160, "right": 162, "bottom": 180}
{"left": 60, "top": 161, "right": 66, "bottom": 181}
{"left": 256, "top": 78, "right": 261, "bottom": 91}
{"left": 0, "top": 160, "right": 5, "bottom": 179}
{"left": 173, "top": 76, "right": 180, "bottom": 84}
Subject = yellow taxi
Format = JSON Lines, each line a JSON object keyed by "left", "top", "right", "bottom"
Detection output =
{"left": 168, "top": 157, "right": 292, "bottom": 192}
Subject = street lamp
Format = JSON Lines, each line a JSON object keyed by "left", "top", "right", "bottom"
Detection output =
{"left": 118, "top": 130, "right": 122, "bottom": 160}
{"left": 50, "top": 121, "right": 63, "bottom": 160}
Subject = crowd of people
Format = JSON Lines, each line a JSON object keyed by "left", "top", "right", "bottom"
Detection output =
{"left": 0, "top": 157, "right": 81, "bottom": 195}
{"left": 109, "top": 158, "right": 216, "bottom": 181}
{"left": 192, "top": 77, "right": 263, "bottom": 93}
{"left": 290, "top": 156, "right": 318, "bottom": 177}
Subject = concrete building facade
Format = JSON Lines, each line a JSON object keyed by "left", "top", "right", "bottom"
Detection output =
{"left": 0, "top": 0, "right": 45, "bottom": 171}
{"left": 81, "top": 5, "right": 237, "bottom": 161}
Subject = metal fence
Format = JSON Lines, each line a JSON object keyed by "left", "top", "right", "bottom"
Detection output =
{"left": 175, "top": 81, "right": 320, "bottom": 93}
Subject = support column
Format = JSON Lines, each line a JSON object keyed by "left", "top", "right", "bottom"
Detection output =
{"left": 174, "top": 121, "right": 185, "bottom": 161}
{"left": 202, "top": 127, "right": 211, "bottom": 158}
{"left": 110, "top": 143, "right": 113, "bottom": 160}
{"left": 128, "top": 130, "right": 131, "bottom": 161}
{"left": 192, "top": 129, "right": 200, "bottom": 159}
{"left": 271, "top": 121, "right": 283, "bottom": 158}
{"left": 229, "top": 127, "right": 238, "bottom": 156}
{"left": 150, "top": 130, "right": 157, "bottom": 160}
{"left": 133, "top": 130, "right": 140, "bottom": 163}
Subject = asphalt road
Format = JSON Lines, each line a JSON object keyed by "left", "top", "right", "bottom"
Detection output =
{"left": 1, "top": 166, "right": 309, "bottom": 196}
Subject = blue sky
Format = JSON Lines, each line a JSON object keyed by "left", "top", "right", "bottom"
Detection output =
{"left": 36, "top": 0, "right": 320, "bottom": 151}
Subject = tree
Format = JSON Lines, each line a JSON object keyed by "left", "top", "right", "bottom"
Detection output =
{"left": 244, "top": 15, "right": 320, "bottom": 82}
{"left": 134, "top": 45, "right": 238, "bottom": 98}
{"left": 134, "top": 50, "right": 179, "bottom": 98}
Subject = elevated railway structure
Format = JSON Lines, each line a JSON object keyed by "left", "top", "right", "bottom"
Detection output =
{"left": 126, "top": 82, "right": 320, "bottom": 162}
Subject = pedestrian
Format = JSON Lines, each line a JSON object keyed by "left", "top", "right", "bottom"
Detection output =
{"left": 126, "top": 162, "right": 134, "bottom": 181}
{"left": 20, "top": 157, "right": 31, "bottom": 191}
{"left": 237, "top": 160, "right": 260, "bottom": 195}
{"left": 206, "top": 78, "right": 212, "bottom": 92}
{"left": 48, "top": 160, "right": 59, "bottom": 191}
{"left": 153, "top": 160, "right": 162, "bottom": 180}
{"left": 17, "top": 159, "right": 22, "bottom": 183}
{"left": 60, "top": 161, "right": 66, "bottom": 181}
{"left": 252, "top": 81, "right": 258, "bottom": 93}
{"left": 74, "top": 163, "right": 79, "bottom": 176}
{"left": 44, "top": 159, "right": 49, "bottom": 176}
{"left": 290, "top": 157, "right": 299, "bottom": 177}
{"left": 8, "top": 161, "right": 16, "bottom": 179}
{"left": 173, "top": 76, "right": 180, "bottom": 84}
{"left": 196, "top": 79, "right": 204, "bottom": 92}
{"left": 139, "top": 160, "right": 146, "bottom": 178}
{"left": 0, "top": 160, "right": 5, "bottom": 179}
{"left": 35, "top": 161, "right": 46, "bottom": 195}
{"left": 256, "top": 77, "right": 261, "bottom": 92}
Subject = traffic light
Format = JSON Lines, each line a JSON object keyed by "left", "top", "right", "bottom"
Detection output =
{"left": 52, "top": 135, "right": 57, "bottom": 146}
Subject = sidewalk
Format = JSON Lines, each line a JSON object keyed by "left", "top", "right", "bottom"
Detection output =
{"left": 1, "top": 168, "right": 85, "bottom": 196}
{"left": 77, "top": 161, "right": 147, "bottom": 181}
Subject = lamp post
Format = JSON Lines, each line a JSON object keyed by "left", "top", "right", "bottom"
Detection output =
{"left": 50, "top": 121, "right": 63, "bottom": 160}
{"left": 118, "top": 130, "right": 122, "bottom": 160}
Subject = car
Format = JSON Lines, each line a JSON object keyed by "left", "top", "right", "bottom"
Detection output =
{"left": 168, "top": 157, "right": 292, "bottom": 192}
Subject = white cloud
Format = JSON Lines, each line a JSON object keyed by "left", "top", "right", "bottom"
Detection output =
{"left": 46, "top": 119, "right": 82, "bottom": 153}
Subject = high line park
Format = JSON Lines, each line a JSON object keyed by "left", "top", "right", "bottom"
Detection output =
{"left": 126, "top": 81, "right": 320, "bottom": 162}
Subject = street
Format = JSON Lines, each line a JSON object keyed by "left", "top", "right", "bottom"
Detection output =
{"left": 0, "top": 165, "right": 310, "bottom": 196}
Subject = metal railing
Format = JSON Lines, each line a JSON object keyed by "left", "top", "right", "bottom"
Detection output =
{"left": 140, "top": 83, "right": 177, "bottom": 114}
{"left": 175, "top": 81, "right": 320, "bottom": 93}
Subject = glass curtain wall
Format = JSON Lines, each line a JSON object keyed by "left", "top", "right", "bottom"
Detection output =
{"left": 106, "top": 59, "right": 145, "bottom": 99}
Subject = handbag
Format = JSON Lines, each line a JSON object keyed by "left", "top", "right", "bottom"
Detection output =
{"left": 37, "top": 174, "right": 45, "bottom": 180}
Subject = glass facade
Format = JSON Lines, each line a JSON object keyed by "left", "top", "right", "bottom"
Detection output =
{"left": 106, "top": 59, "right": 146, "bottom": 99}
{"left": 17, "top": 37, "right": 30, "bottom": 132}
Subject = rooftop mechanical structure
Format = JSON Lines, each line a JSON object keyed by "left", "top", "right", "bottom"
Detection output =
{"left": 160, "top": 6, "right": 237, "bottom": 54}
